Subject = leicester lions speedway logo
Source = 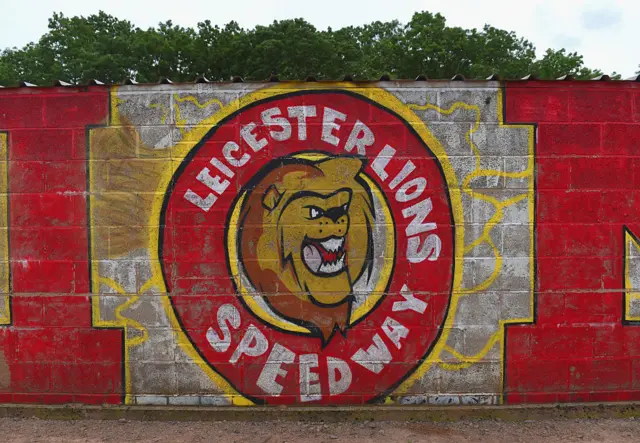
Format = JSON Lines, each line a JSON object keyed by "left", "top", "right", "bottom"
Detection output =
{"left": 161, "top": 90, "right": 455, "bottom": 404}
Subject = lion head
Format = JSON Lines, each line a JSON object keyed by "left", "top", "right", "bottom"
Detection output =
{"left": 236, "top": 154, "right": 375, "bottom": 343}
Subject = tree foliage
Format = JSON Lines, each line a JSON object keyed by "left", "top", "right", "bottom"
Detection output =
{"left": 0, "top": 10, "right": 615, "bottom": 86}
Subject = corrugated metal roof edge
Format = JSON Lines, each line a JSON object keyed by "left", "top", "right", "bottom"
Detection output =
{"left": 1, "top": 74, "right": 638, "bottom": 89}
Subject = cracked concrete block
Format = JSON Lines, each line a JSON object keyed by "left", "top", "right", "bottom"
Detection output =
{"left": 438, "top": 361, "right": 501, "bottom": 394}
{"left": 135, "top": 395, "right": 168, "bottom": 405}
{"left": 472, "top": 124, "right": 531, "bottom": 157}
{"left": 502, "top": 224, "right": 532, "bottom": 257}
{"left": 437, "top": 89, "right": 499, "bottom": 122}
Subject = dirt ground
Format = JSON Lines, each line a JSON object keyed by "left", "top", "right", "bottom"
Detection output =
{"left": 1, "top": 417, "right": 639, "bottom": 443}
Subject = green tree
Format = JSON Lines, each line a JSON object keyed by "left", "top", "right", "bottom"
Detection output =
{"left": 345, "top": 20, "right": 405, "bottom": 78}
{"left": 190, "top": 20, "right": 248, "bottom": 81}
{"left": 465, "top": 25, "right": 537, "bottom": 79}
{"left": 0, "top": 44, "right": 51, "bottom": 85}
{"left": 133, "top": 21, "right": 197, "bottom": 82}
{"left": 239, "top": 19, "right": 337, "bottom": 80}
{"left": 396, "top": 12, "right": 474, "bottom": 78}
{"left": 37, "top": 11, "right": 142, "bottom": 83}
{"left": 0, "top": 10, "right": 614, "bottom": 86}
{"left": 532, "top": 48, "right": 603, "bottom": 80}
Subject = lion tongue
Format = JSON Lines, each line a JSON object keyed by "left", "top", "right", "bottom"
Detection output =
{"left": 303, "top": 244, "right": 322, "bottom": 273}
{"left": 320, "top": 249, "right": 338, "bottom": 263}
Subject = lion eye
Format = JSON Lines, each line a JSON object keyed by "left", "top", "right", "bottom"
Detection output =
{"left": 343, "top": 204, "right": 348, "bottom": 212}
{"left": 309, "top": 207, "right": 323, "bottom": 219}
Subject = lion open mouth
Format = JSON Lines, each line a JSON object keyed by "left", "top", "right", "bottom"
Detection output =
{"left": 302, "top": 236, "right": 346, "bottom": 276}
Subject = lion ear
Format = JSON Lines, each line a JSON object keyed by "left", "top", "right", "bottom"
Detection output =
{"left": 317, "top": 156, "right": 365, "bottom": 178}
{"left": 262, "top": 184, "right": 283, "bottom": 211}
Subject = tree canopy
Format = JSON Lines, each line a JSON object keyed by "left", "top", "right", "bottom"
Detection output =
{"left": 0, "top": 10, "right": 617, "bottom": 86}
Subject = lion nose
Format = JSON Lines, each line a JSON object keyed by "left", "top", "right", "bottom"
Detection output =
{"left": 317, "top": 215, "right": 349, "bottom": 237}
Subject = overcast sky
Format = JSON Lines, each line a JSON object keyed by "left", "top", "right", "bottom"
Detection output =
{"left": 0, "top": 0, "right": 638, "bottom": 78}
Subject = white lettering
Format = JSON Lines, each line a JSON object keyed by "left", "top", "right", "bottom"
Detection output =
{"left": 381, "top": 317, "right": 409, "bottom": 349}
{"left": 327, "top": 357, "right": 352, "bottom": 395}
{"left": 241, "top": 122, "right": 268, "bottom": 152}
{"left": 206, "top": 304, "right": 241, "bottom": 352}
{"left": 287, "top": 106, "right": 316, "bottom": 141}
{"left": 321, "top": 108, "right": 347, "bottom": 146}
{"left": 229, "top": 324, "right": 268, "bottom": 364}
{"left": 210, "top": 157, "right": 234, "bottom": 178}
{"left": 261, "top": 107, "right": 292, "bottom": 141}
{"left": 396, "top": 177, "right": 426, "bottom": 202}
{"left": 393, "top": 285, "right": 428, "bottom": 314}
{"left": 371, "top": 145, "right": 396, "bottom": 181}
{"left": 223, "top": 141, "right": 250, "bottom": 167}
{"left": 407, "top": 234, "right": 442, "bottom": 263}
{"left": 402, "top": 198, "right": 436, "bottom": 237}
{"left": 196, "top": 167, "right": 230, "bottom": 195}
{"left": 389, "top": 160, "right": 416, "bottom": 190}
{"left": 351, "top": 334, "right": 392, "bottom": 374}
{"left": 256, "top": 343, "right": 295, "bottom": 395}
{"left": 183, "top": 189, "right": 216, "bottom": 212}
{"left": 344, "top": 120, "right": 375, "bottom": 155}
{"left": 299, "top": 354, "right": 321, "bottom": 402}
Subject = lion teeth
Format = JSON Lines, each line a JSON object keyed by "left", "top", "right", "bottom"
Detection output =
{"left": 320, "top": 237, "right": 345, "bottom": 252}
{"left": 303, "top": 239, "right": 347, "bottom": 275}
{"left": 318, "top": 255, "right": 346, "bottom": 274}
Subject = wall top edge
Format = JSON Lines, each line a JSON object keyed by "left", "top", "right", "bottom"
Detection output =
{"left": 1, "top": 78, "right": 639, "bottom": 92}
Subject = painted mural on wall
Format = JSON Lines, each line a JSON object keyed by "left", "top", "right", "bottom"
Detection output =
{"left": 2, "top": 80, "right": 638, "bottom": 406}
{"left": 162, "top": 92, "right": 455, "bottom": 404}
{"left": 86, "top": 83, "right": 533, "bottom": 405}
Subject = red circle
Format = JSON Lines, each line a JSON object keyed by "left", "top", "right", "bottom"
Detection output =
{"left": 162, "top": 91, "right": 454, "bottom": 404}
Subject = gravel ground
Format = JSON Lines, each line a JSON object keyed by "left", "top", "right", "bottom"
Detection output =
{"left": 1, "top": 417, "right": 639, "bottom": 442}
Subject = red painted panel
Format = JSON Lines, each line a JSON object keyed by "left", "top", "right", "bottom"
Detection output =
{"left": 0, "top": 88, "right": 123, "bottom": 404}
{"left": 505, "top": 81, "right": 640, "bottom": 403}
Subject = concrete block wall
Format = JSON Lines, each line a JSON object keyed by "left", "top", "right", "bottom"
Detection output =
{"left": 0, "top": 80, "right": 636, "bottom": 406}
